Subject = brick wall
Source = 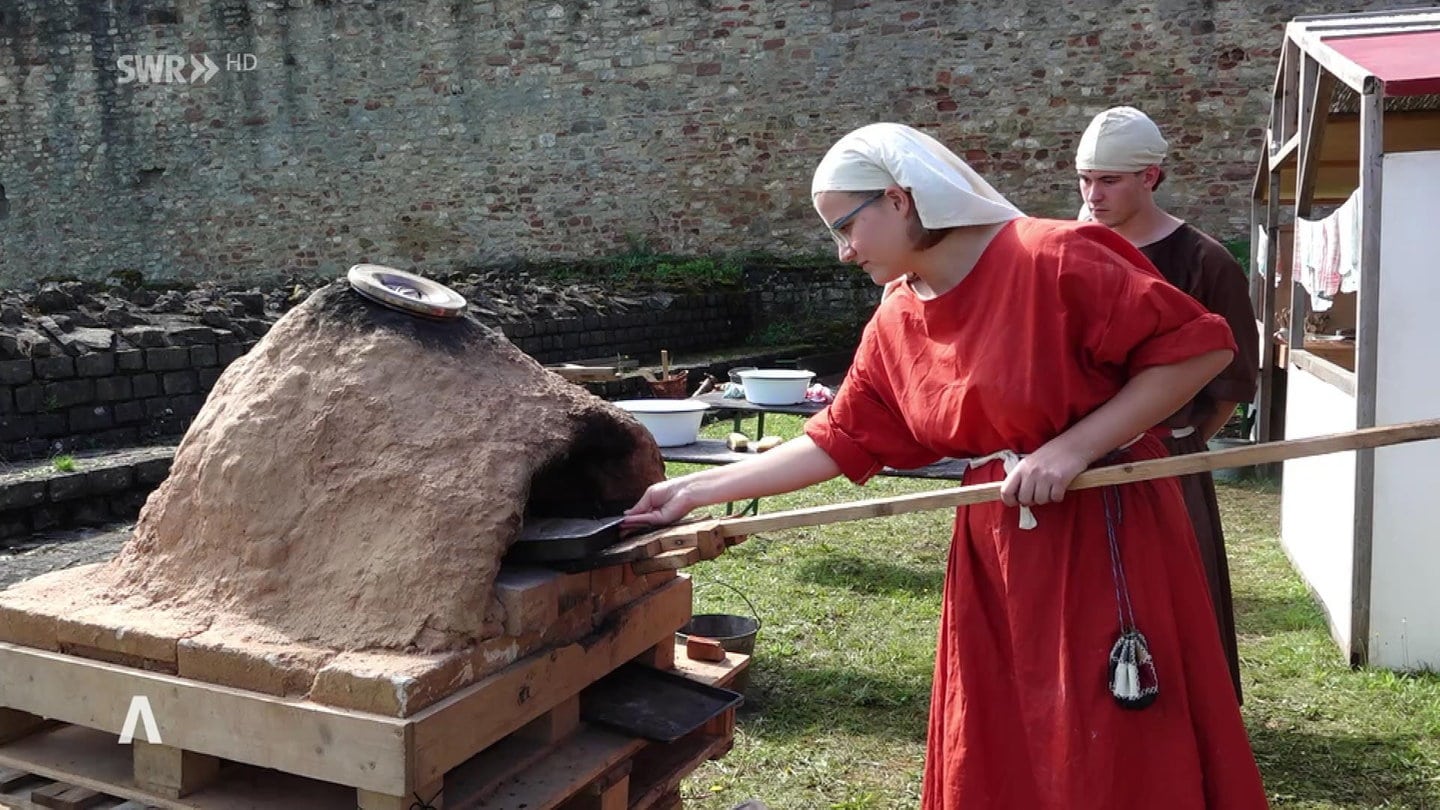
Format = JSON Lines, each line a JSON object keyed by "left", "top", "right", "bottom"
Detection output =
{"left": 0, "top": 0, "right": 1364, "bottom": 286}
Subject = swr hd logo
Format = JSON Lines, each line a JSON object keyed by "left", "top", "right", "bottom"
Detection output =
{"left": 116, "top": 53, "right": 258, "bottom": 85}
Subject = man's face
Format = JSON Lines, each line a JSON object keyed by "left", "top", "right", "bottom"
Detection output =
{"left": 1077, "top": 168, "right": 1154, "bottom": 228}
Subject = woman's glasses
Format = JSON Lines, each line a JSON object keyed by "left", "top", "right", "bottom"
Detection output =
{"left": 826, "top": 192, "right": 885, "bottom": 250}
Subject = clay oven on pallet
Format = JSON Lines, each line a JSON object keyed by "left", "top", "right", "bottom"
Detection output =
{"left": 0, "top": 277, "right": 748, "bottom": 809}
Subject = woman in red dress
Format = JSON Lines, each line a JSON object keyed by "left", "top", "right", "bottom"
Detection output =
{"left": 623, "top": 123, "right": 1268, "bottom": 809}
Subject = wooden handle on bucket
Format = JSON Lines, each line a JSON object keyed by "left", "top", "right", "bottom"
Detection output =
{"left": 639, "top": 417, "right": 1440, "bottom": 545}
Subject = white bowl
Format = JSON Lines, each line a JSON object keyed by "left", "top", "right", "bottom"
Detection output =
{"left": 736, "top": 369, "right": 814, "bottom": 405}
{"left": 614, "top": 399, "right": 709, "bottom": 447}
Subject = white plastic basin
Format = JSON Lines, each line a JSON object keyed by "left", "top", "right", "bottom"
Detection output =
{"left": 614, "top": 399, "right": 708, "bottom": 447}
{"left": 737, "top": 369, "right": 814, "bottom": 406}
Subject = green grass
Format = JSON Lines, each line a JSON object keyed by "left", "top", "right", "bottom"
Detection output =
{"left": 670, "top": 415, "right": 1440, "bottom": 809}
{"left": 50, "top": 455, "right": 77, "bottom": 473}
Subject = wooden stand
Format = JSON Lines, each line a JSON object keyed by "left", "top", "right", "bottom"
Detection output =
{"left": 0, "top": 579, "right": 747, "bottom": 809}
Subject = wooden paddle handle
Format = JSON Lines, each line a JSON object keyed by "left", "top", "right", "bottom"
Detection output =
{"left": 641, "top": 418, "right": 1440, "bottom": 544}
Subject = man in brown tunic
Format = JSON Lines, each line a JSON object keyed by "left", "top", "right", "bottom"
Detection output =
{"left": 1075, "top": 106, "right": 1259, "bottom": 701}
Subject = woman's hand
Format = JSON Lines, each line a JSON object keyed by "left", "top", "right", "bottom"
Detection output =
{"left": 622, "top": 476, "right": 699, "bottom": 529}
{"left": 1000, "top": 442, "right": 1091, "bottom": 507}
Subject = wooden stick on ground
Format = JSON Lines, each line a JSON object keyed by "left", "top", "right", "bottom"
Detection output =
{"left": 638, "top": 418, "right": 1440, "bottom": 547}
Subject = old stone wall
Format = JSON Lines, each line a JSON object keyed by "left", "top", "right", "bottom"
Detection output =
{"left": 0, "top": 0, "right": 1362, "bottom": 285}
{"left": 0, "top": 282, "right": 774, "bottom": 460}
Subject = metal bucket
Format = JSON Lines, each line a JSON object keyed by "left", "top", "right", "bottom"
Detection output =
{"left": 677, "top": 579, "right": 761, "bottom": 694}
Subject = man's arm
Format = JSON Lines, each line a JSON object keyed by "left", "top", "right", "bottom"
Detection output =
{"left": 1201, "top": 399, "right": 1239, "bottom": 442}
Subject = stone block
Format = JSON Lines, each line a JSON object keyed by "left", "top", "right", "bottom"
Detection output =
{"left": 87, "top": 465, "right": 134, "bottom": 494}
{"left": 122, "top": 326, "right": 168, "bottom": 348}
{"left": 134, "top": 457, "right": 173, "bottom": 485}
{"left": 0, "top": 481, "right": 46, "bottom": 510}
{"left": 56, "top": 600, "right": 208, "bottom": 668}
{"left": 34, "top": 413, "right": 67, "bottom": 437}
{"left": 189, "top": 345, "right": 218, "bottom": 367}
{"left": 162, "top": 370, "right": 198, "bottom": 395}
{"left": 0, "top": 414, "right": 35, "bottom": 442}
{"left": 69, "top": 403, "right": 114, "bottom": 432}
{"left": 144, "top": 397, "right": 174, "bottom": 418}
{"left": 47, "top": 472, "right": 90, "bottom": 502}
{"left": 308, "top": 648, "right": 476, "bottom": 717}
{"left": 29, "top": 504, "right": 62, "bottom": 530}
{"left": 146, "top": 347, "right": 190, "bottom": 371}
{"left": 76, "top": 352, "right": 116, "bottom": 377}
{"left": 164, "top": 325, "right": 217, "bottom": 345}
{"left": 96, "top": 375, "right": 134, "bottom": 401}
{"left": 44, "top": 379, "right": 95, "bottom": 409}
{"left": 493, "top": 566, "right": 562, "bottom": 637}
{"left": 131, "top": 373, "right": 160, "bottom": 398}
{"left": 114, "top": 400, "right": 146, "bottom": 424}
{"left": 177, "top": 622, "right": 335, "bottom": 697}
{"left": 198, "top": 367, "right": 222, "bottom": 389}
{"left": 218, "top": 343, "right": 250, "bottom": 365}
{"left": 34, "top": 356, "right": 75, "bottom": 380}
{"left": 0, "top": 359, "right": 33, "bottom": 385}
{"left": 13, "top": 385, "right": 41, "bottom": 413}
{"left": 116, "top": 349, "right": 146, "bottom": 370}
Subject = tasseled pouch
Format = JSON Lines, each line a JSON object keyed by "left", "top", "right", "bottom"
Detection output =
{"left": 1102, "top": 485, "right": 1160, "bottom": 710}
{"left": 1108, "top": 628, "right": 1159, "bottom": 709}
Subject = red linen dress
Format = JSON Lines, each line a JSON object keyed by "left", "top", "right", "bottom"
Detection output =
{"left": 805, "top": 219, "right": 1268, "bottom": 809}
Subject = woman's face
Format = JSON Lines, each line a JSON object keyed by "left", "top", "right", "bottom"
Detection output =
{"left": 815, "top": 188, "right": 912, "bottom": 286}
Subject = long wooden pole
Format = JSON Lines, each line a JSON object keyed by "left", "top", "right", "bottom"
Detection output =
{"left": 641, "top": 418, "right": 1440, "bottom": 545}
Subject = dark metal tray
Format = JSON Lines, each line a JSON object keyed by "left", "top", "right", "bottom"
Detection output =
{"left": 504, "top": 516, "right": 625, "bottom": 563}
{"left": 580, "top": 663, "right": 744, "bottom": 743}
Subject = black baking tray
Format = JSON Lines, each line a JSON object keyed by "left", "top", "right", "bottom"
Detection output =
{"left": 504, "top": 516, "right": 625, "bottom": 563}
{"left": 580, "top": 663, "right": 744, "bottom": 743}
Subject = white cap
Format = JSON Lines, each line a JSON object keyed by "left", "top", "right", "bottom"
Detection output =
{"left": 1075, "top": 106, "right": 1168, "bottom": 172}
{"left": 811, "top": 123, "right": 1022, "bottom": 229}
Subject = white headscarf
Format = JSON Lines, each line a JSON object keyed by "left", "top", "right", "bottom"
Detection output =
{"left": 1075, "top": 106, "right": 1168, "bottom": 172}
{"left": 810, "top": 123, "right": 1023, "bottom": 228}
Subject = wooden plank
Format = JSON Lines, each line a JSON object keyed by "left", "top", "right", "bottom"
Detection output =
{"left": 518, "top": 696, "right": 581, "bottom": 747}
{"left": 0, "top": 765, "right": 37, "bottom": 791}
{"left": 1350, "top": 84, "right": 1385, "bottom": 669}
{"left": 0, "top": 710, "right": 50, "bottom": 746}
{"left": 627, "top": 733, "right": 733, "bottom": 810}
{"left": 131, "top": 743, "right": 218, "bottom": 800}
{"left": 28, "top": 782, "right": 105, "bottom": 810}
{"left": 1290, "top": 26, "right": 1374, "bottom": 93}
{"left": 444, "top": 700, "right": 580, "bottom": 809}
{"left": 633, "top": 639, "right": 676, "bottom": 672}
{"left": 410, "top": 576, "right": 692, "bottom": 789}
{"left": 0, "top": 724, "right": 352, "bottom": 809}
{"left": 1269, "top": 133, "right": 1300, "bottom": 171}
{"left": 355, "top": 778, "right": 443, "bottom": 810}
{"left": 597, "top": 774, "right": 629, "bottom": 810}
{"left": 0, "top": 644, "right": 408, "bottom": 795}
{"left": 1257, "top": 172, "right": 1282, "bottom": 444}
{"left": 671, "top": 645, "right": 750, "bottom": 691}
{"left": 632, "top": 419, "right": 1440, "bottom": 545}
{"left": 471, "top": 727, "right": 643, "bottom": 810}
{"left": 1295, "top": 54, "right": 1335, "bottom": 217}
{"left": 583, "top": 535, "right": 664, "bottom": 568}
{"left": 631, "top": 549, "right": 699, "bottom": 574}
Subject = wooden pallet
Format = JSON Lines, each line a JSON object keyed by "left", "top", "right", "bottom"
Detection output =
{"left": 0, "top": 640, "right": 748, "bottom": 810}
{"left": 0, "top": 577, "right": 728, "bottom": 809}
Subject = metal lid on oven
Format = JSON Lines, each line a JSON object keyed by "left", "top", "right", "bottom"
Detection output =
{"left": 347, "top": 264, "right": 467, "bottom": 320}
